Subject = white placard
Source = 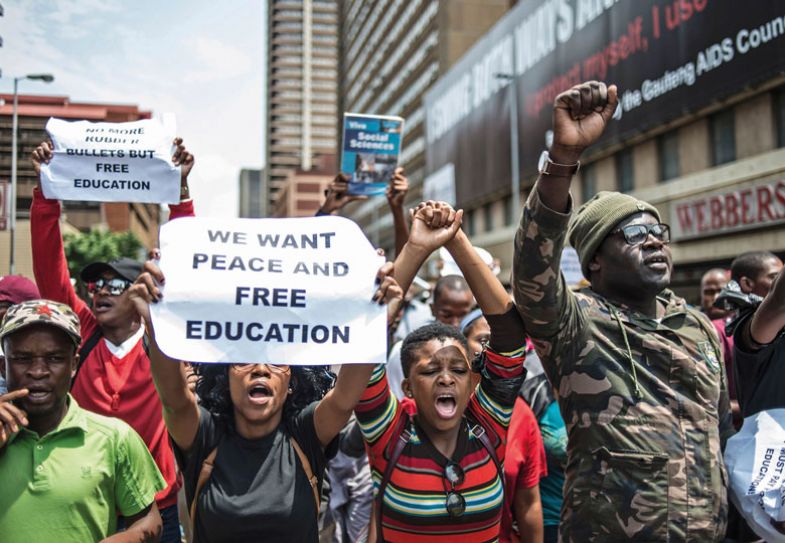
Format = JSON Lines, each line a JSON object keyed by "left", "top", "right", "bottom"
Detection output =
{"left": 726, "top": 409, "right": 785, "bottom": 542}
{"left": 150, "top": 216, "right": 387, "bottom": 365}
{"left": 40, "top": 116, "right": 180, "bottom": 204}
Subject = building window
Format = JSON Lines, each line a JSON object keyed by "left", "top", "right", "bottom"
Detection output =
{"left": 658, "top": 131, "right": 680, "bottom": 181}
{"left": 483, "top": 202, "right": 494, "bottom": 233}
{"left": 615, "top": 148, "right": 634, "bottom": 193}
{"left": 581, "top": 164, "right": 596, "bottom": 202}
{"left": 775, "top": 86, "right": 785, "bottom": 148}
{"left": 710, "top": 109, "right": 736, "bottom": 165}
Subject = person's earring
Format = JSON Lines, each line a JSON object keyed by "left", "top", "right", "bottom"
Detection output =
{"left": 288, "top": 387, "right": 293, "bottom": 393}
{"left": 407, "top": 392, "right": 413, "bottom": 398}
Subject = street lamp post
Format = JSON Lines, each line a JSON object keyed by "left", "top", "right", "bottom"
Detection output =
{"left": 10, "top": 73, "right": 54, "bottom": 274}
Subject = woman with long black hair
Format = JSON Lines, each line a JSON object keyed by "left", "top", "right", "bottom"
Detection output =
{"left": 129, "top": 260, "right": 402, "bottom": 543}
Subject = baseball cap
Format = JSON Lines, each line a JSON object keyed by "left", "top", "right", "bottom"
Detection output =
{"left": 0, "top": 299, "right": 81, "bottom": 348}
{"left": 0, "top": 275, "right": 41, "bottom": 305}
{"left": 80, "top": 257, "right": 143, "bottom": 283}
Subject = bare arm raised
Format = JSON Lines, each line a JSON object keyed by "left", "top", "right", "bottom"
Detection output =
{"left": 128, "top": 263, "right": 201, "bottom": 451}
{"left": 386, "top": 167, "right": 410, "bottom": 257}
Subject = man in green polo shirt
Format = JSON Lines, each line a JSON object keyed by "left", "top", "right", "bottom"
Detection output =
{"left": 0, "top": 299, "right": 165, "bottom": 543}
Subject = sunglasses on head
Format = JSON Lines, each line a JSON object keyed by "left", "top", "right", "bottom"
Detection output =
{"left": 230, "top": 363, "right": 291, "bottom": 374}
{"left": 443, "top": 461, "right": 466, "bottom": 518}
{"left": 88, "top": 277, "right": 133, "bottom": 296}
{"left": 611, "top": 223, "right": 671, "bottom": 246}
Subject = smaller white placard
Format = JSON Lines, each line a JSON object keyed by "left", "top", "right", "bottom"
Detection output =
{"left": 40, "top": 115, "right": 180, "bottom": 204}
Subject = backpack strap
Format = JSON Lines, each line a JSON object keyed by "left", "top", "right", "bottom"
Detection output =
{"left": 189, "top": 447, "right": 218, "bottom": 542}
{"left": 375, "top": 413, "right": 411, "bottom": 540}
{"left": 469, "top": 421, "right": 502, "bottom": 477}
{"left": 71, "top": 328, "right": 102, "bottom": 390}
{"left": 290, "top": 436, "right": 320, "bottom": 517}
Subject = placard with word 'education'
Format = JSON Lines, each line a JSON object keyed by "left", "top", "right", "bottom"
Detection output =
{"left": 340, "top": 113, "right": 404, "bottom": 196}
{"left": 151, "top": 216, "right": 388, "bottom": 365}
{"left": 40, "top": 116, "right": 181, "bottom": 204}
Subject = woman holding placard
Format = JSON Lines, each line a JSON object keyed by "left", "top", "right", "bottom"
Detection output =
{"left": 357, "top": 201, "right": 528, "bottom": 542}
{"left": 128, "top": 260, "right": 403, "bottom": 543}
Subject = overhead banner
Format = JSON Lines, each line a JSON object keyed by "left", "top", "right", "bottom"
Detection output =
{"left": 40, "top": 116, "right": 181, "bottom": 204}
{"left": 425, "top": 1, "right": 785, "bottom": 207}
{"left": 150, "top": 216, "right": 387, "bottom": 365}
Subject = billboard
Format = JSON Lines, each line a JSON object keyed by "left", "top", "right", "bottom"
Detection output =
{"left": 425, "top": 0, "right": 785, "bottom": 207}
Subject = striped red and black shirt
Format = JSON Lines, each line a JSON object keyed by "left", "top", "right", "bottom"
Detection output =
{"left": 356, "top": 340, "right": 526, "bottom": 542}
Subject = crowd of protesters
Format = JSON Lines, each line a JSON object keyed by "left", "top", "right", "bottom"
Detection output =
{"left": 2, "top": 79, "right": 785, "bottom": 543}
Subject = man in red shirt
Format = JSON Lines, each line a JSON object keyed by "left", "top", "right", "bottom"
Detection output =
{"left": 30, "top": 139, "right": 195, "bottom": 542}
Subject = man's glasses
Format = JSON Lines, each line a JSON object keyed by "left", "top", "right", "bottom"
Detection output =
{"left": 88, "top": 277, "right": 132, "bottom": 296}
{"left": 230, "top": 363, "right": 291, "bottom": 375}
{"left": 611, "top": 223, "right": 671, "bottom": 246}
{"left": 443, "top": 461, "right": 466, "bottom": 518}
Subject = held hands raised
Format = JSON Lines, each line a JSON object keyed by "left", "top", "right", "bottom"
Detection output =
{"left": 550, "top": 81, "right": 618, "bottom": 164}
{"left": 407, "top": 200, "right": 464, "bottom": 254}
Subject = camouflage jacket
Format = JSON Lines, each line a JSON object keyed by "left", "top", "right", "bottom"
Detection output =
{"left": 512, "top": 187, "right": 734, "bottom": 543}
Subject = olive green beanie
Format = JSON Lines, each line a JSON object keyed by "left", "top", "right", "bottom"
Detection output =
{"left": 567, "top": 191, "right": 660, "bottom": 279}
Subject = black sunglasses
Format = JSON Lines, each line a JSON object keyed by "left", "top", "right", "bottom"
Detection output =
{"left": 88, "top": 277, "right": 132, "bottom": 296}
{"left": 444, "top": 461, "right": 466, "bottom": 518}
{"left": 611, "top": 223, "right": 670, "bottom": 245}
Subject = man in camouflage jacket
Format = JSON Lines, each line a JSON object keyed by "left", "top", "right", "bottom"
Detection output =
{"left": 512, "top": 81, "right": 734, "bottom": 542}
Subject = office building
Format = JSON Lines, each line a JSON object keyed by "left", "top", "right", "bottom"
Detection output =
{"left": 271, "top": 154, "right": 335, "bottom": 218}
{"left": 336, "top": 0, "right": 513, "bottom": 249}
{"left": 265, "top": 0, "right": 339, "bottom": 215}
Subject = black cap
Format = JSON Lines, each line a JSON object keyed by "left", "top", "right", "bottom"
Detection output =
{"left": 80, "top": 257, "right": 143, "bottom": 283}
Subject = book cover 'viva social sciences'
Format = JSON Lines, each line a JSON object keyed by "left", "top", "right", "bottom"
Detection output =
{"left": 340, "top": 113, "right": 404, "bottom": 196}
